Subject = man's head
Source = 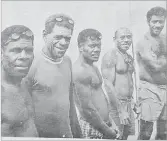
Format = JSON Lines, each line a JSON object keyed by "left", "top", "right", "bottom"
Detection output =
{"left": 147, "top": 6, "right": 166, "bottom": 36}
{"left": 114, "top": 27, "right": 132, "bottom": 53}
{"left": 1, "top": 25, "right": 34, "bottom": 78}
{"left": 77, "top": 29, "right": 102, "bottom": 62}
{"left": 43, "top": 14, "right": 74, "bottom": 59}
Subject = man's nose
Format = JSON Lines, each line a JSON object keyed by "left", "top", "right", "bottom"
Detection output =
{"left": 155, "top": 22, "right": 161, "bottom": 27}
{"left": 124, "top": 37, "right": 129, "bottom": 42}
{"left": 20, "top": 50, "right": 28, "bottom": 59}
{"left": 59, "top": 38, "right": 67, "bottom": 46}
{"left": 94, "top": 46, "right": 101, "bottom": 52}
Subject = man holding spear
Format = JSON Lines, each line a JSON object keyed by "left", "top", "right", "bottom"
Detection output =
{"left": 101, "top": 27, "right": 137, "bottom": 140}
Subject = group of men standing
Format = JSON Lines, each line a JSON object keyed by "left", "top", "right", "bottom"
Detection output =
{"left": 1, "top": 6, "right": 166, "bottom": 140}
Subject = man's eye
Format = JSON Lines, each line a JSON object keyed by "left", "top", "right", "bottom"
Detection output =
{"left": 127, "top": 35, "right": 132, "bottom": 39}
{"left": 65, "top": 37, "right": 71, "bottom": 42}
{"left": 120, "top": 37, "right": 125, "bottom": 40}
{"left": 54, "top": 36, "right": 62, "bottom": 40}
{"left": 25, "top": 48, "right": 33, "bottom": 54}
{"left": 97, "top": 45, "right": 101, "bottom": 48}
{"left": 159, "top": 21, "right": 164, "bottom": 24}
{"left": 89, "top": 45, "right": 95, "bottom": 48}
{"left": 12, "top": 48, "right": 22, "bottom": 53}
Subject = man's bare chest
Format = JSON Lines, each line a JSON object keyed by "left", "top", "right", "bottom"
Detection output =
{"left": 116, "top": 53, "right": 134, "bottom": 74}
{"left": 2, "top": 86, "right": 29, "bottom": 127}
{"left": 82, "top": 68, "right": 102, "bottom": 88}
{"left": 32, "top": 64, "right": 71, "bottom": 92}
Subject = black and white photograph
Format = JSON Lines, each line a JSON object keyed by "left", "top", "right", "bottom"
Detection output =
{"left": 1, "top": 0, "right": 166, "bottom": 140}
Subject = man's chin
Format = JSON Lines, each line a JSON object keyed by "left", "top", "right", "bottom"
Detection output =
{"left": 153, "top": 30, "right": 162, "bottom": 36}
{"left": 17, "top": 71, "right": 29, "bottom": 78}
{"left": 57, "top": 52, "right": 66, "bottom": 58}
{"left": 154, "top": 32, "right": 161, "bottom": 36}
{"left": 14, "top": 68, "right": 29, "bottom": 78}
{"left": 9, "top": 72, "right": 28, "bottom": 79}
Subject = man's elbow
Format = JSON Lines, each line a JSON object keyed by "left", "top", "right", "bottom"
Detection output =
{"left": 82, "top": 107, "right": 95, "bottom": 120}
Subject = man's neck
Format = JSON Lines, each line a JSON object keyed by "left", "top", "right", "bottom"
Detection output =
{"left": 42, "top": 46, "right": 62, "bottom": 63}
{"left": 149, "top": 31, "right": 160, "bottom": 39}
{"left": 1, "top": 67, "right": 22, "bottom": 86}
{"left": 117, "top": 47, "right": 127, "bottom": 55}
{"left": 79, "top": 54, "right": 94, "bottom": 66}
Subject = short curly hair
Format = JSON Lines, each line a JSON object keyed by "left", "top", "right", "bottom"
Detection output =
{"left": 77, "top": 28, "right": 102, "bottom": 47}
{"left": 1, "top": 25, "right": 34, "bottom": 50}
{"left": 44, "top": 13, "right": 74, "bottom": 35}
{"left": 147, "top": 6, "right": 167, "bottom": 22}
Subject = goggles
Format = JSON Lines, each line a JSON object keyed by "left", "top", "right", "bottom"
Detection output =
{"left": 54, "top": 17, "right": 74, "bottom": 25}
{"left": 4, "top": 30, "right": 34, "bottom": 45}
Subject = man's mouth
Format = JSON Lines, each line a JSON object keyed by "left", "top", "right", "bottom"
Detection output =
{"left": 57, "top": 47, "right": 65, "bottom": 51}
{"left": 92, "top": 54, "right": 100, "bottom": 58}
{"left": 15, "top": 66, "right": 29, "bottom": 71}
{"left": 154, "top": 28, "right": 161, "bottom": 32}
{"left": 122, "top": 43, "right": 129, "bottom": 46}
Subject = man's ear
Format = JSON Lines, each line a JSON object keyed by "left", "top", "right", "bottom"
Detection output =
{"left": 113, "top": 36, "right": 116, "bottom": 41}
{"left": 1, "top": 48, "right": 4, "bottom": 61}
{"left": 78, "top": 43, "right": 84, "bottom": 52}
{"left": 147, "top": 19, "right": 150, "bottom": 25}
{"left": 113, "top": 36, "right": 117, "bottom": 42}
{"left": 43, "top": 30, "right": 47, "bottom": 42}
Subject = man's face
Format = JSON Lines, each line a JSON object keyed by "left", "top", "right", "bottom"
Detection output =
{"left": 45, "top": 25, "right": 72, "bottom": 59}
{"left": 81, "top": 37, "right": 101, "bottom": 62}
{"left": 2, "top": 38, "right": 34, "bottom": 78}
{"left": 148, "top": 15, "right": 165, "bottom": 36}
{"left": 115, "top": 29, "right": 132, "bottom": 52}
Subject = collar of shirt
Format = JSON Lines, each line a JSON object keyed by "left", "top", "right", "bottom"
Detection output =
{"left": 41, "top": 51, "right": 64, "bottom": 65}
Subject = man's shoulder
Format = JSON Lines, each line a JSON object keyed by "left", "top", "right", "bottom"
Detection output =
{"left": 103, "top": 48, "right": 117, "bottom": 58}
{"left": 64, "top": 55, "right": 72, "bottom": 62}
{"left": 63, "top": 55, "right": 72, "bottom": 67}
{"left": 73, "top": 62, "right": 90, "bottom": 82}
{"left": 160, "top": 33, "right": 166, "bottom": 41}
{"left": 28, "top": 56, "right": 42, "bottom": 74}
{"left": 136, "top": 34, "right": 149, "bottom": 52}
{"left": 137, "top": 35, "right": 147, "bottom": 45}
{"left": 73, "top": 62, "right": 85, "bottom": 76}
{"left": 102, "top": 48, "right": 117, "bottom": 67}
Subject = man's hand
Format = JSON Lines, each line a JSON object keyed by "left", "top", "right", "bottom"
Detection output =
{"left": 132, "top": 102, "right": 141, "bottom": 119}
{"left": 103, "top": 128, "right": 117, "bottom": 139}
{"left": 133, "top": 103, "right": 141, "bottom": 114}
{"left": 119, "top": 111, "right": 131, "bottom": 125}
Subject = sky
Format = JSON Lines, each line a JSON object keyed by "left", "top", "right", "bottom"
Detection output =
{"left": 2, "top": 1, "right": 166, "bottom": 66}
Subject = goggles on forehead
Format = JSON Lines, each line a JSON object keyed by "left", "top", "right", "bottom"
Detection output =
{"left": 4, "top": 30, "right": 34, "bottom": 45}
{"left": 55, "top": 17, "right": 74, "bottom": 25}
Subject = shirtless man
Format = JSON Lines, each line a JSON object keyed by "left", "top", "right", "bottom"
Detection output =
{"left": 73, "top": 29, "right": 118, "bottom": 139}
{"left": 24, "top": 14, "right": 82, "bottom": 138}
{"left": 1, "top": 25, "right": 38, "bottom": 137}
{"left": 101, "top": 27, "right": 136, "bottom": 140}
{"left": 136, "top": 7, "right": 167, "bottom": 140}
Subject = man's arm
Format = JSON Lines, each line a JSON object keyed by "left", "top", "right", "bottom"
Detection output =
{"left": 101, "top": 51, "right": 130, "bottom": 125}
{"left": 19, "top": 58, "right": 40, "bottom": 137}
{"left": 74, "top": 72, "right": 116, "bottom": 139}
{"left": 69, "top": 82, "right": 83, "bottom": 138}
{"left": 136, "top": 41, "right": 167, "bottom": 72}
{"left": 14, "top": 118, "right": 38, "bottom": 137}
{"left": 68, "top": 59, "right": 83, "bottom": 138}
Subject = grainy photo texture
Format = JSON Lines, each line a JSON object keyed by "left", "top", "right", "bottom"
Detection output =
{"left": 1, "top": 0, "right": 166, "bottom": 140}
